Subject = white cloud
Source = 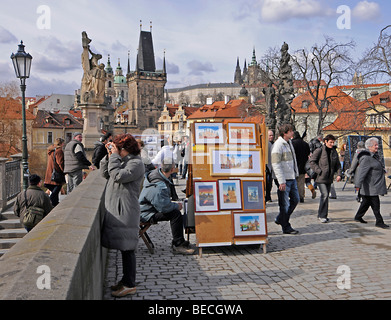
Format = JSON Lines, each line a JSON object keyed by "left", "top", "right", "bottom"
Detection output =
{"left": 352, "top": 1, "right": 381, "bottom": 22}
{"left": 260, "top": 0, "right": 329, "bottom": 23}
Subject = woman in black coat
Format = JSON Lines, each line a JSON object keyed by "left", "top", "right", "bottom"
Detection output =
{"left": 309, "top": 134, "right": 342, "bottom": 223}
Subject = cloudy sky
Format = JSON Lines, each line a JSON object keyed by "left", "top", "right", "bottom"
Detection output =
{"left": 0, "top": 0, "right": 388, "bottom": 97}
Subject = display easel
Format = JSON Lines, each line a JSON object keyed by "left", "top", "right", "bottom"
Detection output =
{"left": 189, "top": 120, "right": 268, "bottom": 257}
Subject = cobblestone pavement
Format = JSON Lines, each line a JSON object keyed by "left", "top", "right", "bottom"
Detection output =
{"left": 103, "top": 179, "right": 391, "bottom": 301}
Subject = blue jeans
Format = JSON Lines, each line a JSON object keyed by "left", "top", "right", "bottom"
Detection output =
{"left": 317, "top": 183, "right": 331, "bottom": 219}
{"left": 275, "top": 179, "right": 300, "bottom": 232}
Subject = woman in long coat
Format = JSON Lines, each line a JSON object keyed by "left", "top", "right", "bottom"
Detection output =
{"left": 310, "top": 134, "right": 342, "bottom": 223}
{"left": 100, "top": 133, "right": 145, "bottom": 297}
{"left": 354, "top": 137, "right": 389, "bottom": 228}
{"left": 44, "top": 138, "right": 65, "bottom": 207}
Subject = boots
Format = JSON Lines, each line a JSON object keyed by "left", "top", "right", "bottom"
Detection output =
{"left": 307, "top": 184, "right": 316, "bottom": 199}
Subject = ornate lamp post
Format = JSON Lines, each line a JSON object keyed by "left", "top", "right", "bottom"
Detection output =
{"left": 11, "top": 41, "right": 33, "bottom": 190}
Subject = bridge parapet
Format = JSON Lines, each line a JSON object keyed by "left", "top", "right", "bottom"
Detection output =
{"left": 0, "top": 170, "right": 108, "bottom": 300}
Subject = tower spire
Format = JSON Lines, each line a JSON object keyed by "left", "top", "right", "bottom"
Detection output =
{"left": 163, "top": 49, "right": 166, "bottom": 74}
{"left": 127, "top": 50, "right": 131, "bottom": 75}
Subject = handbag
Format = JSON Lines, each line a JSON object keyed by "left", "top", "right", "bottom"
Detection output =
{"left": 305, "top": 160, "right": 317, "bottom": 179}
{"left": 22, "top": 191, "right": 45, "bottom": 229}
{"left": 51, "top": 148, "right": 65, "bottom": 183}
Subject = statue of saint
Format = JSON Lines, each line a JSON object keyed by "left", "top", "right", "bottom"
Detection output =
{"left": 81, "top": 32, "right": 106, "bottom": 104}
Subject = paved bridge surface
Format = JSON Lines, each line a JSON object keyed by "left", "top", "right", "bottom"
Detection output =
{"left": 103, "top": 179, "right": 391, "bottom": 300}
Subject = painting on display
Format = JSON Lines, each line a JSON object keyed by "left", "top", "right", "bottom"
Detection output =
{"left": 210, "top": 149, "right": 262, "bottom": 176}
{"left": 194, "top": 181, "right": 219, "bottom": 212}
{"left": 227, "top": 122, "right": 257, "bottom": 145}
{"left": 233, "top": 212, "right": 267, "bottom": 237}
{"left": 218, "top": 179, "right": 242, "bottom": 210}
{"left": 194, "top": 123, "right": 225, "bottom": 144}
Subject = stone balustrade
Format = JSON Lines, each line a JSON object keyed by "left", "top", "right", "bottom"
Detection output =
{"left": 0, "top": 170, "right": 108, "bottom": 300}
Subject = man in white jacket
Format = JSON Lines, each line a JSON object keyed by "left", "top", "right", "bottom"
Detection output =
{"left": 272, "top": 124, "right": 300, "bottom": 234}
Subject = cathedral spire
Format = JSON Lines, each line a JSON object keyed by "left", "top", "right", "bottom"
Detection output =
{"left": 250, "top": 47, "right": 257, "bottom": 66}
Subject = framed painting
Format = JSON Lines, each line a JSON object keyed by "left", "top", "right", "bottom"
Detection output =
{"left": 241, "top": 180, "right": 264, "bottom": 211}
{"left": 233, "top": 211, "right": 267, "bottom": 237}
{"left": 227, "top": 122, "right": 257, "bottom": 145}
{"left": 218, "top": 179, "right": 242, "bottom": 210}
{"left": 194, "top": 122, "right": 225, "bottom": 145}
{"left": 194, "top": 181, "right": 219, "bottom": 212}
{"left": 210, "top": 148, "right": 262, "bottom": 176}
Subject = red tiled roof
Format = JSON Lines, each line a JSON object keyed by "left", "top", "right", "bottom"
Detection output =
{"left": 0, "top": 97, "right": 35, "bottom": 120}
{"left": 33, "top": 110, "right": 83, "bottom": 129}
{"left": 292, "top": 87, "right": 362, "bottom": 114}
{"left": 0, "top": 143, "right": 21, "bottom": 158}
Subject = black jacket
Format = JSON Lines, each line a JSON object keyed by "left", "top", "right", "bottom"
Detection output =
{"left": 92, "top": 141, "right": 108, "bottom": 168}
{"left": 291, "top": 137, "right": 310, "bottom": 174}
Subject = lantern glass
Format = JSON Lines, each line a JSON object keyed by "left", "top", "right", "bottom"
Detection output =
{"left": 11, "top": 41, "right": 32, "bottom": 79}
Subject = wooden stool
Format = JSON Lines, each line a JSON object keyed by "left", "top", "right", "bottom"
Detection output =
{"left": 139, "top": 222, "right": 155, "bottom": 254}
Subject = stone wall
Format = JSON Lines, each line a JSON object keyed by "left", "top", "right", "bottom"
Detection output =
{"left": 0, "top": 170, "right": 108, "bottom": 300}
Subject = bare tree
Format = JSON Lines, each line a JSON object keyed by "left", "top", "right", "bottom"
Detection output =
{"left": 359, "top": 25, "right": 391, "bottom": 82}
{"left": 0, "top": 81, "right": 19, "bottom": 99}
{"left": 291, "top": 36, "right": 355, "bottom": 135}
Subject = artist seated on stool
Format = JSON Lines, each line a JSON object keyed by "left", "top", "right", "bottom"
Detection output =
{"left": 139, "top": 159, "right": 195, "bottom": 255}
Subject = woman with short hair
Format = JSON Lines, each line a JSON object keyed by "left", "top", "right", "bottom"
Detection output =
{"left": 100, "top": 133, "right": 145, "bottom": 297}
{"left": 354, "top": 137, "right": 389, "bottom": 228}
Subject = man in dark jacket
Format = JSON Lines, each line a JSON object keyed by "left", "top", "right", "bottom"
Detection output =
{"left": 139, "top": 160, "right": 194, "bottom": 254}
{"left": 309, "top": 134, "right": 342, "bottom": 223}
{"left": 92, "top": 132, "right": 112, "bottom": 169}
{"left": 354, "top": 137, "right": 389, "bottom": 228}
{"left": 291, "top": 131, "right": 311, "bottom": 203}
{"left": 14, "top": 174, "right": 53, "bottom": 232}
{"left": 64, "top": 132, "right": 92, "bottom": 193}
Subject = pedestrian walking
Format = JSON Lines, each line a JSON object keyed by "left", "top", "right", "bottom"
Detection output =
{"left": 271, "top": 124, "right": 300, "bottom": 234}
{"left": 100, "top": 134, "right": 145, "bottom": 297}
{"left": 354, "top": 137, "right": 389, "bottom": 228}
{"left": 309, "top": 134, "right": 342, "bottom": 223}
{"left": 291, "top": 131, "right": 311, "bottom": 203}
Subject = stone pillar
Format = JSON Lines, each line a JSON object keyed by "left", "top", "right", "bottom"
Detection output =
{"left": 0, "top": 158, "right": 8, "bottom": 212}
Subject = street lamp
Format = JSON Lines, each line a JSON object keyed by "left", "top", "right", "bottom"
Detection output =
{"left": 11, "top": 41, "right": 33, "bottom": 190}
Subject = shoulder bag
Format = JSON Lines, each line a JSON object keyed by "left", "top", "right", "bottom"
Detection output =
{"left": 22, "top": 191, "right": 45, "bottom": 229}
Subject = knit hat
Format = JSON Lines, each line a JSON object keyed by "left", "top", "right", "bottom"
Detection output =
{"left": 28, "top": 174, "right": 41, "bottom": 186}
{"left": 73, "top": 132, "right": 82, "bottom": 138}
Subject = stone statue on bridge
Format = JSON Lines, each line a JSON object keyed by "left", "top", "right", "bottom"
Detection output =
{"left": 81, "top": 31, "right": 106, "bottom": 104}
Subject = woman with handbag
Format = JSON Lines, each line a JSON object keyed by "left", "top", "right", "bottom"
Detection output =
{"left": 44, "top": 138, "right": 65, "bottom": 207}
